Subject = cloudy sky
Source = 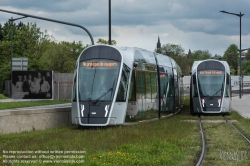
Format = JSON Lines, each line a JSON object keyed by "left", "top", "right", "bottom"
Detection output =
{"left": 0, "top": 0, "right": 250, "bottom": 56}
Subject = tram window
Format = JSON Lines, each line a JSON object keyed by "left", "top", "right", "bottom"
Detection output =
{"left": 78, "top": 59, "right": 120, "bottom": 101}
{"left": 116, "top": 64, "right": 130, "bottom": 102}
{"left": 145, "top": 72, "right": 151, "bottom": 99}
{"left": 197, "top": 70, "right": 225, "bottom": 97}
{"left": 160, "top": 73, "right": 168, "bottom": 99}
{"left": 136, "top": 71, "right": 145, "bottom": 96}
{"left": 72, "top": 74, "right": 77, "bottom": 102}
{"left": 128, "top": 70, "right": 136, "bottom": 101}
{"left": 174, "top": 75, "right": 179, "bottom": 102}
{"left": 168, "top": 74, "right": 174, "bottom": 98}
{"left": 151, "top": 74, "right": 157, "bottom": 98}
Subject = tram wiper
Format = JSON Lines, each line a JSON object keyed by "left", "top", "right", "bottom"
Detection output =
{"left": 110, "top": 79, "right": 116, "bottom": 100}
{"left": 209, "top": 84, "right": 223, "bottom": 99}
{"left": 92, "top": 88, "right": 113, "bottom": 104}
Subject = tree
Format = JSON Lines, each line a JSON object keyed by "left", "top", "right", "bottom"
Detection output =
{"left": 229, "top": 66, "right": 235, "bottom": 76}
{"left": 39, "top": 41, "right": 86, "bottom": 73}
{"left": 156, "top": 43, "right": 185, "bottom": 56}
{"left": 223, "top": 44, "right": 239, "bottom": 75}
{"left": 245, "top": 49, "right": 250, "bottom": 61}
{"left": 156, "top": 43, "right": 192, "bottom": 75}
{"left": 242, "top": 61, "right": 250, "bottom": 75}
{"left": 96, "top": 38, "right": 116, "bottom": 45}
{"left": 0, "top": 21, "right": 87, "bottom": 93}
{"left": 174, "top": 55, "right": 193, "bottom": 75}
{"left": 190, "top": 50, "right": 211, "bottom": 61}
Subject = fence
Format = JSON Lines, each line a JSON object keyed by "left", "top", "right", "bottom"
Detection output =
{"left": 53, "top": 73, "right": 74, "bottom": 100}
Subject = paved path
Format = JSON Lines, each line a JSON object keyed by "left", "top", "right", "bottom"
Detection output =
{"left": 232, "top": 95, "right": 250, "bottom": 119}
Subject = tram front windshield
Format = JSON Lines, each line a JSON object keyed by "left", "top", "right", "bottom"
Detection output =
{"left": 197, "top": 70, "right": 225, "bottom": 97}
{"left": 78, "top": 59, "right": 120, "bottom": 101}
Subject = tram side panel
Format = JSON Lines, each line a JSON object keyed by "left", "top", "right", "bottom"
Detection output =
{"left": 109, "top": 63, "right": 131, "bottom": 125}
{"left": 71, "top": 70, "right": 78, "bottom": 124}
{"left": 221, "top": 72, "right": 231, "bottom": 114}
{"left": 190, "top": 73, "right": 201, "bottom": 114}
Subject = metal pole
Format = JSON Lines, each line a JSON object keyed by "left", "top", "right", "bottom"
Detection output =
{"left": 58, "top": 74, "right": 60, "bottom": 100}
{"left": 9, "top": 16, "right": 28, "bottom": 98}
{"left": 109, "top": 0, "right": 111, "bottom": 45}
{"left": 220, "top": 10, "right": 244, "bottom": 99}
{"left": 10, "top": 17, "right": 13, "bottom": 98}
{"left": 239, "top": 13, "right": 242, "bottom": 99}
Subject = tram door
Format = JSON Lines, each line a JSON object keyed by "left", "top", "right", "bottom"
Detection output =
{"left": 168, "top": 73, "right": 175, "bottom": 113}
{"left": 159, "top": 68, "right": 168, "bottom": 112}
{"left": 136, "top": 71, "right": 146, "bottom": 118}
{"left": 135, "top": 70, "right": 158, "bottom": 120}
{"left": 173, "top": 69, "right": 179, "bottom": 111}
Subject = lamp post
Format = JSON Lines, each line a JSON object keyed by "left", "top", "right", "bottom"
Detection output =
{"left": 0, "top": 8, "right": 94, "bottom": 45}
{"left": 220, "top": 10, "right": 244, "bottom": 99}
{"left": 9, "top": 16, "right": 26, "bottom": 98}
{"left": 238, "top": 48, "right": 250, "bottom": 96}
{"left": 109, "top": 0, "right": 111, "bottom": 45}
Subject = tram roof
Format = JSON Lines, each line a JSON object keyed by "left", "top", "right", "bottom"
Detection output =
{"left": 81, "top": 45, "right": 182, "bottom": 72}
{"left": 191, "top": 59, "right": 230, "bottom": 74}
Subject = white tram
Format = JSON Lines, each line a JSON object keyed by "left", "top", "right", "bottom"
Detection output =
{"left": 190, "top": 59, "right": 231, "bottom": 115}
{"left": 71, "top": 45, "right": 184, "bottom": 126}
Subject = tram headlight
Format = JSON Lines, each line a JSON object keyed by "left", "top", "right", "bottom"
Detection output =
{"left": 201, "top": 98, "right": 205, "bottom": 107}
{"left": 218, "top": 99, "right": 221, "bottom": 107}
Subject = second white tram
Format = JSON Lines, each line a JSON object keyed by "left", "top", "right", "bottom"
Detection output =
{"left": 190, "top": 59, "right": 231, "bottom": 115}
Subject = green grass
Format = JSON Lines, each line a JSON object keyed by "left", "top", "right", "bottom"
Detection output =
{"left": 0, "top": 97, "right": 201, "bottom": 165}
{"left": 1, "top": 97, "right": 250, "bottom": 165}
{"left": 0, "top": 94, "right": 8, "bottom": 99}
{"left": 179, "top": 97, "right": 250, "bottom": 165}
{"left": 201, "top": 122, "right": 250, "bottom": 166}
{"left": 0, "top": 100, "right": 71, "bottom": 110}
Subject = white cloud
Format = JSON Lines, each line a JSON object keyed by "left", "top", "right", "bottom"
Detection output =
{"left": 0, "top": 0, "right": 250, "bottom": 57}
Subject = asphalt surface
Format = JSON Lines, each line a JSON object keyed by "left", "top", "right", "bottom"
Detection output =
{"left": 231, "top": 94, "right": 250, "bottom": 119}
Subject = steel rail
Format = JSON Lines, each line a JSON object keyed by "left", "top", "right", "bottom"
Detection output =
{"left": 224, "top": 116, "right": 250, "bottom": 144}
{"left": 196, "top": 116, "right": 206, "bottom": 166}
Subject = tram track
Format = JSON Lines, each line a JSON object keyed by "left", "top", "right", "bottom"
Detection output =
{"left": 223, "top": 116, "right": 250, "bottom": 144}
{"left": 196, "top": 116, "right": 206, "bottom": 166}
{"left": 195, "top": 115, "right": 250, "bottom": 166}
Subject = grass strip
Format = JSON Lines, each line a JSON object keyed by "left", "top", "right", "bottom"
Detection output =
{"left": 0, "top": 100, "right": 70, "bottom": 110}
{"left": 0, "top": 94, "right": 8, "bottom": 99}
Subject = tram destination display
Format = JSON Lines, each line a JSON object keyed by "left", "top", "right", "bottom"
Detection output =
{"left": 199, "top": 70, "right": 223, "bottom": 75}
{"left": 12, "top": 71, "right": 53, "bottom": 99}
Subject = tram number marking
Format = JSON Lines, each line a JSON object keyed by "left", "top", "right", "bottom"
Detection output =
{"left": 105, "top": 105, "right": 110, "bottom": 117}
{"left": 81, "top": 104, "right": 84, "bottom": 117}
